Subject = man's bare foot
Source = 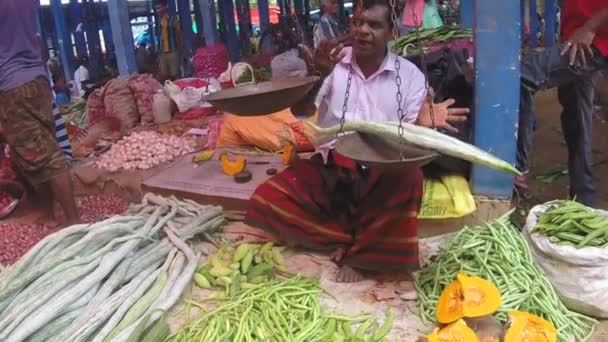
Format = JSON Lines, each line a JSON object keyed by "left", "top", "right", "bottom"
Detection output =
{"left": 330, "top": 248, "right": 346, "bottom": 263}
{"left": 336, "top": 265, "right": 365, "bottom": 283}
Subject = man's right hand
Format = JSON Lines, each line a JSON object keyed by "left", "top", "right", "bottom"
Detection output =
{"left": 299, "top": 35, "right": 351, "bottom": 77}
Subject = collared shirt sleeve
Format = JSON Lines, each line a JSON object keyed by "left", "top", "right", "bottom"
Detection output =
{"left": 314, "top": 71, "right": 333, "bottom": 114}
{"left": 401, "top": 61, "right": 428, "bottom": 123}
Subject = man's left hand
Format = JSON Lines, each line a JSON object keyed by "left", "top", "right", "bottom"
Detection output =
{"left": 561, "top": 25, "right": 596, "bottom": 66}
{"left": 416, "top": 98, "right": 469, "bottom": 132}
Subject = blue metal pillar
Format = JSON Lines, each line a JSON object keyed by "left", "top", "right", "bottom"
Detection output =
{"left": 529, "top": 0, "right": 537, "bottom": 47}
{"left": 36, "top": 9, "right": 49, "bottom": 62}
{"left": 193, "top": 0, "right": 203, "bottom": 39}
{"left": 470, "top": 0, "right": 521, "bottom": 198}
{"left": 178, "top": 0, "right": 194, "bottom": 52}
{"left": 544, "top": 0, "right": 557, "bottom": 47}
{"left": 168, "top": 0, "right": 177, "bottom": 16}
{"left": 50, "top": 0, "right": 74, "bottom": 80}
{"left": 148, "top": 0, "right": 157, "bottom": 50}
{"left": 83, "top": 0, "right": 102, "bottom": 65}
{"left": 257, "top": 0, "right": 271, "bottom": 34}
{"left": 69, "top": 0, "right": 87, "bottom": 59}
{"left": 108, "top": 0, "right": 137, "bottom": 75}
{"left": 198, "top": 0, "right": 219, "bottom": 45}
{"left": 236, "top": 0, "right": 252, "bottom": 56}
{"left": 222, "top": 0, "right": 241, "bottom": 61}
{"left": 459, "top": 0, "right": 472, "bottom": 29}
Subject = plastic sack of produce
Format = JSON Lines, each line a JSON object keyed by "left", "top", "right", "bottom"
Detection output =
{"left": 523, "top": 203, "right": 608, "bottom": 318}
{"left": 418, "top": 175, "right": 476, "bottom": 219}
{"left": 85, "top": 88, "right": 106, "bottom": 125}
{"left": 104, "top": 77, "right": 139, "bottom": 130}
{"left": 192, "top": 43, "right": 230, "bottom": 78}
{"left": 164, "top": 78, "right": 220, "bottom": 114}
{"left": 127, "top": 74, "right": 163, "bottom": 125}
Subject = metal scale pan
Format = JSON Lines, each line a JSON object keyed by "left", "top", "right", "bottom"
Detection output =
{"left": 204, "top": 76, "right": 320, "bottom": 116}
{"left": 335, "top": 132, "right": 439, "bottom": 169}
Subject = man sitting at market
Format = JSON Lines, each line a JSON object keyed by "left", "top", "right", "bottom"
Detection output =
{"left": 245, "top": 0, "right": 469, "bottom": 282}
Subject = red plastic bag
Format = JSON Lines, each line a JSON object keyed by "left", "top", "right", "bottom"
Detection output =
{"left": 193, "top": 44, "right": 230, "bottom": 79}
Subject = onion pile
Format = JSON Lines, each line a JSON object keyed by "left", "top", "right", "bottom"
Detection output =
{"left": 77, "top": 194, "right": 129, "bottom": 223}
{"left": 0, "top": 191, "right": 14, "bottom": 209}
{"left": 0, "top": 224, "right": 55, "bottom": 266}
{"left": 93, "top": 131, "right": 197, "bottom": 172}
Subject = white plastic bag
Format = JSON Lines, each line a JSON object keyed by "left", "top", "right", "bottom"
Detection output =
{"left": 523, "top": 203, "right": 608, "bottom": 318}
{"left": 164, "top": 78, "right": 220, "bottom": 113}
{"left": 152, "top": 91, "right": 172, "bottom": 124}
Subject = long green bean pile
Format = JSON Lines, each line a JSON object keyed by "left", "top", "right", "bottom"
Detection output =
{"left": 414, "top": 212, "right": 598, "bottom": 342}
{"left": 0, "top": 194, "right": 225, "bottom": 342}
{"left": 391, "top": 27, "right": 473, "bottom": 56}
{"left": 532, "top": 200, "right": 608, "bottom": 248}
{"left": 169, "top": 276, "right": 394, "bottom": 342}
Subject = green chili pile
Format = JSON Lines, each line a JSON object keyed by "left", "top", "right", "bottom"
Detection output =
{"left": 532, "top": 200, "right": 608, "bottom": 248}
{"left": 414, "top": 212, "right": 597, "bottom": 342}
{"left": 169, "top": 276, "right": 394, "bottom": 342}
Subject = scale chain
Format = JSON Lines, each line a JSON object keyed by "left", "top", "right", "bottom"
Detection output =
{"left": 390, "top": 0, "right": 406, "bottom": 160}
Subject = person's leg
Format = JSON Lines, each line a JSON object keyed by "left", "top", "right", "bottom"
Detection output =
{"left": 557, "top": 74, "right": 600, "bottom": 207}
{"left": 159, "top": 53, "right": 170, "bottom": 80}
{"left": 168, "top": 51, "right": 181, "bottom": 79}
{"left": 0, "top": 77, "right": 80, "bottom": 225}
{"left": 340, "top": 167, "right": 423, "bottom": 280}
{"left": 515, "top": 46, "right": 606, "bottom": 190}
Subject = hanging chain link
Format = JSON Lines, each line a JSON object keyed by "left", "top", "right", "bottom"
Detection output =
{"left": 389, "top": 0, "right": 407, "bottom": 160}
{"left": 338, "top": 69, "right": 353, "bottom": 137}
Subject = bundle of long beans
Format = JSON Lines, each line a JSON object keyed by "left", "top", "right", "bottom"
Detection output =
{"left": 170, "top": 276, "right": 395, "bottom": 342}
{"left": 391, "top": 27, "right": 473, "bottom": 56}
{"left": 532, "top": 200, "right": 608, "bottom": 248}
{"left": 0, "top": 193, "right": 226, "bottom": 342}
{"left": 414, "top": 212, "right": 598, "bottom": 342}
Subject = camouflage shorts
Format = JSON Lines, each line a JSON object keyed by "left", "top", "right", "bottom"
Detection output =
{"left": 0, "top": 77, "right": 67, "bottom": 186}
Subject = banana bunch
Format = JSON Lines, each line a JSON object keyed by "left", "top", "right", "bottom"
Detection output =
{"left": 192, "top": 242, "right": 287, "bottom": 296}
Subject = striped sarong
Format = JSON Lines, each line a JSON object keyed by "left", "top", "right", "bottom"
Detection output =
{"left": 246, "top": 151, "right": 423, "bottom": 272}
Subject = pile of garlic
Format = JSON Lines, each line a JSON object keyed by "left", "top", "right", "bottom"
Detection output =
{"left": 94, "top": 131, "right": 197, "bottom": 172}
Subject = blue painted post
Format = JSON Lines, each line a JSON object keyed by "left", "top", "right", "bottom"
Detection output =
{"left": 521, "top": 0, "right": 526, "bottom": 43}
{"left": 178, "top": 0, "right": 194, "bottom": 52}
{"left": 107, "top": 0, "right": 137, "bottom": 75}
{"left": 193, "top": 0, "right": 203, "bottom": 38}
{"left": 70, "top": 0, "right": 87, "bottom": 59}
{"left": 50, "top": 0, "right": 74, "bottom": 80}
{"left": 83, "top": 0, "right": 102, "bottom": 67}
{"left": 529, "top": 0, "right": 537, "bottom": 48}
{"left": 459, "top": 0, "right": 472, "bottom": 29}
{"left": 222, "top": 0, "right": 241, "bottom": 61}
{"left": 168, "top": 0, "right": 177, "bottom": 16}
{"left": 470, "top": 0, "right": 521, "bottom": 198}
{"left": 257, "top": 0, "right": 271, "bottom": 34}
{"left": 217, "top": 0, "right": 227, "bottom": 41}
{"left": 148, "top": 0, "right": 156, "bottom": 50}
{"left": 236, "top": 0, "right": 252, "bottom": 56}
{"left": 198, "top": 0, "right": 219, "bottom": 45}
{"left": 37, "top": 9, "right": 50, "bottom": 62}
{"left": 544, "top": 0, "right": 557, "bottom": 47}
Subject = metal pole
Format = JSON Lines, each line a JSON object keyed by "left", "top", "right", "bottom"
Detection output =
{"left": 257, "top": 0, "right": 271, "bottom": 34}
{"left": 236, "top": 0, "right": 252, "bottom": 57}
{"left": 107, "top": 0, "right": 137, "bottom": 75}
{"left": 69, "top": 0, "right": 87, "bottom": 59}
{"left": 544, "top": 0, "right": 557, "bottom": 47}
{"left": 177, "top": 0, "right": 194, "bottom": 52}
{"left": 50, "top": 0, "right": 74, "bottom": 80}
{"left": 198, "top": 0, "right": 219, "bottom": 45}
{"left": 222, "top": 0, "right": 241, "bottom": 61}
{"left": 470, "top": 0, "right": 521, "bottom": 198}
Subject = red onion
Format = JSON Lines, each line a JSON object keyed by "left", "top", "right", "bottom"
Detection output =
{"left": 0, "top": 223, "right": 55, "bottom": 266}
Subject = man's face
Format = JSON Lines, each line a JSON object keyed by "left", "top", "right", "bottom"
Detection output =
{"left": 351, "top": 5, "right": 392, "bottom": 59}
{"left": 324, "top": 0, "right": 338, "bottom": 16}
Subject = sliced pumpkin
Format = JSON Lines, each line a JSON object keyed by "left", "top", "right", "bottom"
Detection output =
{"left": 436, "top": 272, "right": 501, "bottom": 324}
{"left": 436, "top": 279, "right": 464, "bottom": 324}
{"left": 219, "top": 152, "right": 247, "bottom": 176}
{"left": 457, "top": 273, "right": 502, "bottom": 319}
{"left": 504, "top": 311, "right": 557, "bottom": 342}
{"left": 427, "top": 319, "right": 479, "bottom": 342}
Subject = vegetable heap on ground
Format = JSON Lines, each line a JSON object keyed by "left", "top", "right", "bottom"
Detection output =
{"left": 170, "top": 276, "right": 394, "bottom": 342}
{"left": 391, "top": 27, "right": 473, "bottom": 56}
{"left": 0, "top": 193, "right": 225, "bottom": 342}
{"left": 93, "top": 131, "right": 198, "bottom": 172}
{"left": 306, "top": 121, "right": 521, "bottom": 175}
{"left": 414, "top": 212, "right": 597, "bottom": 341}
{"left": 531, "top": 200, "right": 608, "bottom": 248}
{"left": 193, "top": 242, "right": 288, "bottom": 295}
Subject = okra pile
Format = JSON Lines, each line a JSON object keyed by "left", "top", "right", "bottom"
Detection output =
{"left": 532, "top": 200, "right": 608, "bottom": 248}
{"left": 192, "top": 242, "right": 288, "bottom": 297}
{"left": 414, "top": 211, "right": 598, "bottom": 342}
{"left": 170, "top": 276, "right": 394, "bottom": 342}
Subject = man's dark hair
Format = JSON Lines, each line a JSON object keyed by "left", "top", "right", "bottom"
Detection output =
{"left": 356, "top": 0, "right": 395, "bottom": 28}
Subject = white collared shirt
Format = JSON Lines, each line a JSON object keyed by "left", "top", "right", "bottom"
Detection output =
{"left": 314, "top": 47, "right": 427, "bottom": 161}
